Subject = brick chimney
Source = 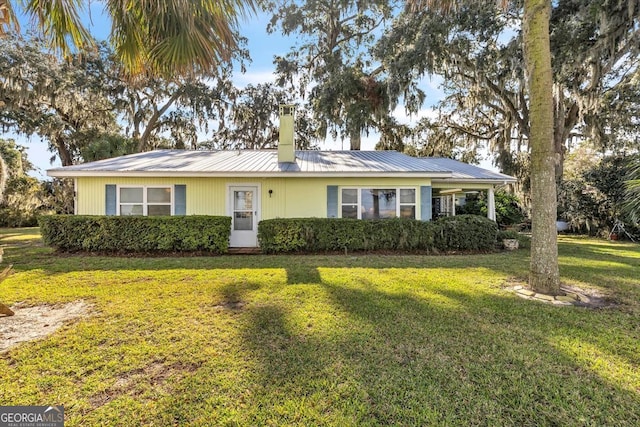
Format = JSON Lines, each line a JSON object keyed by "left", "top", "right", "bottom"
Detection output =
{"left": 278, "top": 105, "right": 295, "bottom": 163}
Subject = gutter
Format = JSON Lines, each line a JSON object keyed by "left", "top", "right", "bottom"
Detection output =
{"left": 47, "top": 170, "right": 455, "bottom": 179}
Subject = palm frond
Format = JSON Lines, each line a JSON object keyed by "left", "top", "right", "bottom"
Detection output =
{"left": 624, "top": 158, "right": 640, "bottom": 224}
{"left": 24, "top": 0, "right": 94, "bottom": 55}
{"left": 0, "top": 0, "right": 19, "bottom": 35}
{"left": 109, "top": 0, "right": 255, "bottom": 77}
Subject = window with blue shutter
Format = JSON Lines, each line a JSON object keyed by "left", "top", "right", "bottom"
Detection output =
{"left": 420, "top": 185, "right": 432, "bottom": 221}
{"left": 105, "top": 185, "right": 116, "bottom": 215}
{"left": 174, "top": 185, "right": 186, "bottom": 215}
{"left": 327, "top": 185, "right": 338, "bottom": 218}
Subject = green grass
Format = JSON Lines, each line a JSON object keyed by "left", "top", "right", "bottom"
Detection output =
{"left": 1, "top": 228, "right": 639, "bottom": 426}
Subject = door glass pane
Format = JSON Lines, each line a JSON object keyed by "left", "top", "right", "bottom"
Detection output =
{"left": 121, "top": 204, "right": 143, "bottom": 216}
{"left": 234, "top": 191, "right": 253, "bottom": 210}
{"left": 361, "top": 189, "right": 397, "bottom": 219}
{"left": 148, "top": 188, "right": 171, "bottom": 203}
{"left": 120, "top": 188, "right": 143, "bottom": 203}
{"left": 342, "top": 189, "right": 357, "bottom": 204}
{"left": 148, "top": 205, "right": 171, "bottom": 216}
{"left": 234, "top": 211, "right": 253, "bottom": 230}
{"left": 400, "top": 189, "right": 415, "bottom": 204}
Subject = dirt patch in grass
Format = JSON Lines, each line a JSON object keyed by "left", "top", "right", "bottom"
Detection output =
{"left": 213, "top": 300, "right": 247, "bottom": 310}
{"left": 89, "top": 361, "right": 201, "bottom": 409}
{"left": 0, "top": 300, "right": 94, "bottom": 353}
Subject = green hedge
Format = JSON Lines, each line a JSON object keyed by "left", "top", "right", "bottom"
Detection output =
{"left": 431, "top": 214, "right": 499, "bottom": 251}
{"left": 258, "top": 215, "right": 497, "bottom": 254}
{"left": 38, "top": 215, "right": 231, "bottom": 254}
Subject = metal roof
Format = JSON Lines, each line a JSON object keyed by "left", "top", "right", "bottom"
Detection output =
{"left": 47, "top": 150, "right": 515, "bottom": 182}
{"left": 48, "top": 150, "right": 452, "bottom": 178}
{"left": 425, "top": 157, "right": 516, "bottom": 183}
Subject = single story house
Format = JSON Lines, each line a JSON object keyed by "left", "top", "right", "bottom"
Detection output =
{"left": 47, "top": 106, "right": 516, "bottom": 247}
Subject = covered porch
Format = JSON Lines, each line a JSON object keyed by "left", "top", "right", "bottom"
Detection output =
{"left": 424, "top": 157, "right": 516, "bottom": 223}
{"left": 431, "top": 186, "right": 498, "bottom": 221}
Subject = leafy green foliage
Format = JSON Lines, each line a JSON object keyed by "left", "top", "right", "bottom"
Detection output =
{"left": 202, "top": 83, "right": 320, "bottom": 150}
{"left": 38, "top": 215, "right": 231, "bottom": 253}
{"left": 378, "top": 1, "right": 640, "bottom": 184}
{"left": 625, "top": 157, "right": 640, "bottom": 224}
{"left": 0, "top": 36, "right": 121, "bottom": 166}
{"left": 0, "top": 35, "right": 246, "bottom": 164}
{"left": 79, "top": 134, "right": 138, "bottom": 163}
{"left": 0, "top": 139, "right": 51, "bottom": 227}
{"left": 3, "top": 0, "right": 254, "bottom": 78}
{"left": 457, "top": 191, "right": 526, "bottom": 227}
{"left": 258, "top": 215, "right": 497, "bottom": 254}
{"left": 266, "top": 0, "right": 404, "bottom": 149}
{"left": 559, "top": 154, "right": 639, "bottom": 237}
{"left": 259, "top": 218, "right": 434, "bottom": 253}
{"left": 431, "top": 215, "right": 498, "bottom": 251}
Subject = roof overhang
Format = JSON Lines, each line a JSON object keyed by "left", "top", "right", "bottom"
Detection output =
{"left": 431, "top": 178, "right": 516, "bottom": 185}
{"left": 47, "top": 170, "right": 454, "bottom": 179}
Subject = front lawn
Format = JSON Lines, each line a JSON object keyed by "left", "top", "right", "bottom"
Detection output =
{"left": 1, "top": 229, "right": 639, "bottom": 425}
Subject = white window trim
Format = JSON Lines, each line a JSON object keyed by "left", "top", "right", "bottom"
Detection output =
{"left": 398, "top": 188, "right": 418, "bottom": 219}
{"left": 339, "top": 187, "right": 417, "bottom": 219}
{"left": 117, "top": 185, "right": 174, "bottom": 216}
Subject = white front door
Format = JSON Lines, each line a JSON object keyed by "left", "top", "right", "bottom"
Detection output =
{"left": 228, "top": 186, "right": 259, "bottom": 247}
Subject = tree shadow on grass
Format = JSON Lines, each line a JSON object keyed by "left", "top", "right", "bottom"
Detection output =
{"left": 285, "top": 264, "right": 322, "bottom": 285}
{"left": 558, "top": 239, "right": 640, "bottom": 268}
{"left": 227, "top": 280, "right": 640, "bottom": 426}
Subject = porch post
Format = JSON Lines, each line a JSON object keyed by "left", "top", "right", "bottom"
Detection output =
{"left": 451, "top": 194, "right": 456, "bottom": 216}
{"left": 487, "top": 186, "right": 496, "bottom": 221}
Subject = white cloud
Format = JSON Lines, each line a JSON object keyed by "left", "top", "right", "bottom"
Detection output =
{"left": 391, "top": 106, "right": 439, "bottom": 125}
{"left": 233, "top": 70, "right": 277, "bottom": 88}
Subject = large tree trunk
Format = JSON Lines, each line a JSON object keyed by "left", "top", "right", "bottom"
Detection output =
{"left": 349, "top": 129, "right": 361, "bottom": 150}
{"left": 54, "top": 135, "right": 74, "bottom": 166}
{"left": 524, "top": 0, "right": 560, "bottom": 295}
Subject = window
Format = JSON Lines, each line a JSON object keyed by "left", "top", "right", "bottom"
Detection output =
{"left": 119, "top": 186, "right": 172, "bottom": 216}
{"left": 341, "top": 188, "right": 358, "bottom": 219}
{"left": 341, "top": 188, "right": 416, "bottom": 219}
{"left": 362, "top": 189, "right": 396, "bottom": 219}
{"left": 399, "top": 188, "right": 416, "bottom": 219}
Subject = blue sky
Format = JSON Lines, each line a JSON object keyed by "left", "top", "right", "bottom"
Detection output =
{"left": 12, "top": 3, "right": 450, "bottom": 178}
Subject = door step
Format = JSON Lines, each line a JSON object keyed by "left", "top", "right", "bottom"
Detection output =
{"left": 227, "top": 247, "right": 262, "bottom": 255}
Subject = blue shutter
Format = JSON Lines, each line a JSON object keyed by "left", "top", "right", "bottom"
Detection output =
{"left": 327, "top": 185, "right": 338, "bottom": 218}
{"left": 105, "top": 185, "right": 116, "bottom": 215}
{"left": 174, "top": 185, "right": 186, "bottom": 215}
{"left": 420, "top": 185, "right": 432, "bottom": 221}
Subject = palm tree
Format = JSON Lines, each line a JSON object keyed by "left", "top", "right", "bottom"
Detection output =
{"left": 0, "top": 0, "right": 254, "bottom": 77}
{"left": 0, "top": 0, "right": 254, "bottom": 197}
{"left": 625, "top": 158, "right": 640, "bottom": 224}
{"left": 410, "top": 0, "right": 560, "bottom": 294}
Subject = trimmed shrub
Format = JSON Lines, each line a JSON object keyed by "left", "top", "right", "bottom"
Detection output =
{"left": 431, "top": 215, "right": 498, "bottom": 251}
{"left": 258, "top": 215, "right": 496, "bottom": 254}
{"left": 38, "top": 215, "right": 231, "bottom": 254}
